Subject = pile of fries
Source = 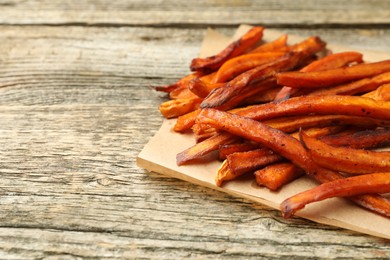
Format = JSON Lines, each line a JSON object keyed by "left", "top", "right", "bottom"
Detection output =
{"left": 155, "top": 26, "right": 390, "bottom": 219}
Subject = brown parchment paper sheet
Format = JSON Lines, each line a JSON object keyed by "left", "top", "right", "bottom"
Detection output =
{"left": 137, "top": 25, "right": 390, "bottom": 239}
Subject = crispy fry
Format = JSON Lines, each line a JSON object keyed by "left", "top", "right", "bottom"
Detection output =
{"left": 300, "top": 131, "right": 390, "bottom": 174}
{"left": 319, "top": 128, "right": 390, "bottom": 149}
{"left": 176, "top": 132, "right": 238, "bottom": 165}
{"left": 288, "top": 36, "right": 326, "bottom": 54}
{"left": 196, "top": 108, "right": 390, "bottom": 217}
{"left": 276, "top": 59, "right": 390, "bottom": 88}
{"left": 190, "top": 26, "right": 264, "bottom": 72}
{"left": 255, "top": 163, "right": 305, "bottom": 191}
{"left": 159, "top": 97, "right": 202, "bottom": 119}
{"left": 215, "top": 160, "right": 232, "bottom": 187}
{"left": 249, "top": 34, "right": 288, "bottom": 53}
{"left": 233, "top": 95, "right": 390, "bottom": 121}
{"left": 155, "top": 72, "right": 202, "bottom": 93}
{"left": 309, "top": 72, "right": 390, "bottom": 96}
{"left": 275, "top": 51, "right": 364, "bottom": 101}
{"left": 188, "top": 77, "right": 222, "bottom": 98}
{"left": 226, "top": 148, "right": 283, "bottom": 176}
{"left": 200, "top": 52, "right": 306, "bottom": 109}
{"left": 363, "top": 84, "right": 390, "bottom": 101}
{"left": 280, "top": 172, "right": 390, "bottom": 218}
{"left": 264, "top": 114, "right": 388, "bottom": 134}
{"left": 213, "top": 52, "right": 286, "bottom": 83}
{"left": 174, "top": 109, "right": 201, "bottom": 132}
{"left": 169, "top": 86, "right": 200, "bottom": 99}
{"left": 218, "top": 142, "right": 260, "bottom": 160}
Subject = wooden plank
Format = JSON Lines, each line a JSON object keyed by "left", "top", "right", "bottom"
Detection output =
{"left": 0, "top": 25, "right": 390, "bottom": 258}
{"left": 0, "top": 0, "right": 388, "bottom": 26}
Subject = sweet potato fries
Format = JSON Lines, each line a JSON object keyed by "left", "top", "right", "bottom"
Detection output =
{"left": 155, "top": 26, "right": 390, "bottom": 220}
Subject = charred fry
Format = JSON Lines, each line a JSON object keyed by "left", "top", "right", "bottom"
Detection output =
{"left": 280, "top": 172, "right": 390, "bottom": 218}
{"left": 275, "top": 51, "right": 364, "bottom": 101}
{"left": 190, "top": 26, "right": 264, "bottom": 72}
{"left": 255, "top": 163, "right": 305, "bottom": 191}
{"left": 276, "top": 59, "right": 390, "bottom": 88}
{"left": 213, "top": 52, "right": 286, "bottom": 83}
{"left": 300, "top": 131, "right": 390, "bottom": 174}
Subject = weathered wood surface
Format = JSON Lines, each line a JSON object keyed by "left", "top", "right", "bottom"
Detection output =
{"left": 0, "top": 1, "right": 389, "bottom": 259}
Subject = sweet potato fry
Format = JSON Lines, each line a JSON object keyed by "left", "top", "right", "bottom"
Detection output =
{"left": 200, "top": 52, "right": 304, "bottom": 109}
{"left": 280, "top": 172, "right": 390, "bottom": 218}
{"left": 263, "top": 114, "right": 388, "bottom": 134}
{"left": 300, "top": 131, "right": 390, "bottom": 174}
{"left": 288, "top": 36, "right": 326, "bottom": 54}
{"left": 159, "top": 97, "right": 202, "bottom": 119}
{"left": 255, "top": 163, "right": 305, "bottom": 191}
{"left": 233, "top": 95, "right": 390, "bottom": 121}
{"left": 215, "top": 160, "right": 232, "bottom": 187}
{"left": 319, "top": 128, "right": 390, "bottom": 149}
{"left": 188, "top": 77, "right": 222, "bottom": 98}
{"left": 275, "top": 51, "right": 364, "bottom": 101}
{"left": 249, "top": 34, "right": 288, "bottom": 54}
{"left": 213, "top": 52, "right": 286, "bottom": 83}
{"left": 190, "top": 26, "right": 264, "bottom": 72}
{"left": 218, "top": 142, "right": 260, "bottom": 160}
{"left": 308, "top": 71, "right": 390, "bottom": 96}
{"left": 363, "top": 84, "right": 390, "bottom": 101}
{"left": 176, "top": 132, "right": 238, "bottom": 165}
{"left": 195, "top": 109, "right": 390, "bottom": 217}
{"left": 173, "top": 109, "right": 201, "bottom": 132}
{"left": 226, "top": 148, "right": 283, "bottom": 176}
{"left": 276, "top": 59, "right": 390, "bottom": 88}
{"left": 155, "top": 72, "right": 202, "bottom": 93}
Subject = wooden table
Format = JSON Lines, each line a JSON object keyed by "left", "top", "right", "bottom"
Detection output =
{"left": 0, "top": 1, "right": 389, "bottom": 258}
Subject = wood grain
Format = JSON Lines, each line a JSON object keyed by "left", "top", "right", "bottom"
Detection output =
{"left": 0, "top": 0, "right": 389, "bottom": 26}
{"left": 0, "top": 2, "right": 389, "bottom": 258}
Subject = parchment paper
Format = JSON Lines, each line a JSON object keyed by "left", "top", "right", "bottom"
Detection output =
{"left": 137, "top": 25, "right": 390, "bottom": 239}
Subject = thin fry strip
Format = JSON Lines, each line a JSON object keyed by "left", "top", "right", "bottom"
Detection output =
{"left": 300, "top": 131, "right": 390, "bottom": 174}
{"left": 195, "top": 109, "right": 390, "bottom": 218}
{"left": 280, "top": 172, "right": 390, "bottom": 218}
{"left": 319, "top": 128, "right": 390, "bottom": 149}
{"left": 159, "top": 97, "right": 203, "bottom": 119}
{"left": 255, "top": 163, "right": 305, "bottom": 191}
{"left": 213, "top": 52, "right": 286, "bottom": 83}
{"left": 190, "top": 26, "right": 264, "bottom": 72}
{"left": 226, "top": 148, "right": 283, "bottom": 176}
{"left": 176, "top": 132, "right": 237, "bottom": 165}
{"left": 218, "top": 142, "right": 260, "bottom": 160}
{"left": 200, "top": 52, "right": 303, "bottom": 109}
{"left": 155, "top": 72, "right": 202, "bottom": 93}
{"left": 309, "top": 71, "right": 390, "bottom": 96}
{"left": 276, "top": 59, "right": 390, "bottom": 88}
{"left": 275, "top": 51, "right": 364, "bottom": 101}
{"left": 233, "top": 95, "right": 390, "bottom": 121}
{"left": 249, "top": 34, "right": 288, "bottom": 54}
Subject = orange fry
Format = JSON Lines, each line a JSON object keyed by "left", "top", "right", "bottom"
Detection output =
{"left": 190, "top": 26, "right": 264, "bottom": 72}
{"left": 280, "top": 172, "right": 390, "bottom": 218}
{"left": 226, "top": 148, "right": 283, "bottom": 176}
{"left": 249, "top": 34, "right": 288, "bottom": 54}
{"left": 218, "top": 142, "right": 260, "bottom": 160}
{"left": 309, "top": 72, "right": 390, "bottom": 96}
{"left": 300, "top": 131, "right": 390, "bottom": 174}
{"left": 176, "top": 132, "right": 238, "bottom": 165}
{"left": 319, "top": 128, "right": 390, "bottom": 149}
{"left": 233, "top": 95, "right": 390, "bottom": 121}
{"left": 213, "top": 52, "right": 286, "bottom": 83}
{"left": 155, "top": 72, "right": 202, "bottom": 93}
{"left": 159, "top": 97, "right": 202, "bottom": 119}
{"left": 255, "top": 163, "right": 305, "bottom": 191}
{"left": 276, "top": 59, "right": 390, "bottom": 88}
{"left": 275, "top": 51, "right": 364, "bottom": 101}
